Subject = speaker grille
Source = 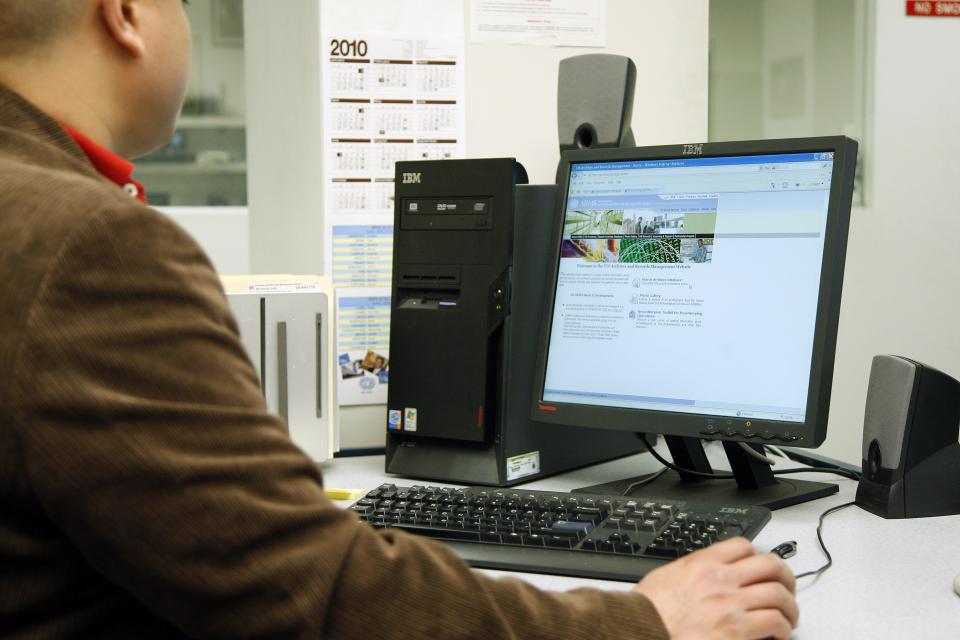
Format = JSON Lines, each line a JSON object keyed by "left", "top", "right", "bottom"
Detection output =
{"left": 862, "top": 355, "right": 917, "bottom": 468}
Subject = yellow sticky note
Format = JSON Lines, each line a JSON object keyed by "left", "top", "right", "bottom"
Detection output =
{"left": 324, "top": 488, "right": 366, "bottom": 501}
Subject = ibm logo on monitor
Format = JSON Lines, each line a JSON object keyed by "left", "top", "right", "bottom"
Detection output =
{"left": 682, "top": 143, "right": 704, "bottom": 155}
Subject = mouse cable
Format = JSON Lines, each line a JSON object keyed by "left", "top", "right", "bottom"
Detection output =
{"left": 794, "top": 500, "right": 857, "bottom": 582}
{"left": 639, "top": 435, "right": 862, "bottom": 482}
{"left": 621, "top": 468, "right": 670, "bottom": 495}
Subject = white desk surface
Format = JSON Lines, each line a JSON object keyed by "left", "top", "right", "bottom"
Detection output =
{"left": 320, "top": 447, "right": 960, "bottom": 639}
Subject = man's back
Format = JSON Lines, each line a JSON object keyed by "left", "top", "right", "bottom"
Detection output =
{"left": 0, "top": 85, "right": 669, "bottom": 640}
{"left": 0, "top": 83, "right": 259, "bottom": 638}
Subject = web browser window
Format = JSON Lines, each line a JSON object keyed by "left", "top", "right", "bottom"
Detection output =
{"left": 542, "top": 152, "right": 835, "bottom": 423}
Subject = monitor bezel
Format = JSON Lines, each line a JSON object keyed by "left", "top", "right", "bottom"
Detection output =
{"left": 530, "top": 136, "right": 857, "bottom": 448}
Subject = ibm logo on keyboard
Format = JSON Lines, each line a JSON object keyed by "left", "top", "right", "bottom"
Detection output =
{"left": 402, "top": 172, "right": 422, "bottom": 184}
{"left": 719, "top": 507, "right": 750, "bottom": 514}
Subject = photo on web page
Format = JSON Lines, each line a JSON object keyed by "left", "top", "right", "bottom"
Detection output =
{"left": 618, "top": 237, "right": 682, "bottom": 263}
{"left": 680, "top": 237, "right": 714, "bottom": 264}
{"left": 561, "top": 238, "right": 620, "bottom": 263}
{"left": 561, "top": 196, "right": 719, "bottom": 265}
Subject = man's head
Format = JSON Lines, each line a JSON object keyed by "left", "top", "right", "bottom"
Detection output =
{"left": 0, "top": 0, "right": 191, "bottom": 158}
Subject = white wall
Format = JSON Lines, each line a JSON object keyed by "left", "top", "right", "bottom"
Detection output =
{"left": 244, "top": 0, "right": 325, "bottom": 276}
{"left": 467, "top": 0, "right": 709, "bottom": 183}
{"left": 820, "top": 3, "right": 960, "bottom": 465}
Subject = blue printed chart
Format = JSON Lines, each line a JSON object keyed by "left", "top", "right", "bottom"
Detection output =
{"left": 331, "top": 225, "right": 394, "bottom": 288}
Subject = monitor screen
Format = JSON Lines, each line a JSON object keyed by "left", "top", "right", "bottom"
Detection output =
{"left": 536, "top": 142, "right": 853, "bottom": 446}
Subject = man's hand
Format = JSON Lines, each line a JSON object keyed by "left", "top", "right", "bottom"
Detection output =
{"left": 634, "top": 537, "right": 798, "bottom": 640}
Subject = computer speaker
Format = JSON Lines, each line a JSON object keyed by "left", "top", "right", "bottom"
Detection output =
{"left": 557, "top": 54, "right": 636, "bottom": 152}
{"left": 855, "top": 355, "right": 960, "bottom": 519}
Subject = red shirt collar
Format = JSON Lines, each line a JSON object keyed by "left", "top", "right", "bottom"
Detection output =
{"left": 62, "top": 125, "right": 147, "bottom": 203}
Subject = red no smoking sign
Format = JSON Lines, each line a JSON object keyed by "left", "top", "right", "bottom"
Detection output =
{"left": 906, "top": 1, "right": 960, "bottom": 16}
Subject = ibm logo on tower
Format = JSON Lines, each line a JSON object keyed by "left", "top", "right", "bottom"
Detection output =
{"left": 402, "top": 172, "right": 422, "bottom": 184}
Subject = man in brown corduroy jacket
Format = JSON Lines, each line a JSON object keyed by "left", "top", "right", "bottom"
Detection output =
{"left": 0, "top": 1, "right": 799, "bottom": 638}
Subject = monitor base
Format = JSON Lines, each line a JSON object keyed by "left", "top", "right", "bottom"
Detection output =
{"left": 573, "top": 471, "right": 838, "bottom": 511}
{"left": 573, "top": 434, "right": 839, "bottom": 510}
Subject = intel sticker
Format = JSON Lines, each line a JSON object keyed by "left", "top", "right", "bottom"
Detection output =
{"left": 388, "top": 409, "right": 402, "bottom": 431}
{"left": 506, "top": 451, "right": 541, "bottom": 481}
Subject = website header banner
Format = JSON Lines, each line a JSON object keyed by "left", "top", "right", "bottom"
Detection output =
{"left": 572, "top": 152, "right": 832, "bottom": 173}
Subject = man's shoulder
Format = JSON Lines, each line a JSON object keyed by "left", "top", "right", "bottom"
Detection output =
{"left": 0, "top": 147, "right": 199, "bottom": 257}
{"left": 0, "top": 146, "right": 215, "bottom": 333}
{"left": 3, "top": 146, "right": 133, "bottom": 218}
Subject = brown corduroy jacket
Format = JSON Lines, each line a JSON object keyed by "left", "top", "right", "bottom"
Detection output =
{"left": 0, "top": 85, "right": 669, "bottom": 639}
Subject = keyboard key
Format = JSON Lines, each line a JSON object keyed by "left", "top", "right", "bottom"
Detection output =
{"left": 640, "top": 519, "right": 659, "bottom": 532}
{"left": 502, "top": 532, "right": 526, "bottom": 546}
{"left": 619, "top": 518, "right": 640, "bottom": 532}
{"left": 645, "top": 541, "right": 680, "bottom": 558}
{"left": 572, "top": 513, "right": 601, "bottom": 524}
{"left": 545, "top": 536, "right": 573, "bottom": 549}
{"left": 480, "top": 530, "right": 502, "bottom": 543}
{"left": 525, "top": 534, "right": 546, "bottom": 547}
{"left": 349, "top": 504, "right": 375, "bottom": 516}
{"left": 551, "top": 521, "right": 592, "bottom": 537}
{"left": 392, "top": 524, "right": 481, "bottom": 543}
{"left": 572, "top": 506, "right": 604, "bottom": 522}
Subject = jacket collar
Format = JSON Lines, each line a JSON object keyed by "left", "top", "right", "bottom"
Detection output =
{"left": 0, "top": 84, "right": 109, "bottom": 182}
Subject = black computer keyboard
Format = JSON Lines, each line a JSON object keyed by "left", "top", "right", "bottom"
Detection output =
{"left": 349, "top": 484, "right": 771, "bottom": 582}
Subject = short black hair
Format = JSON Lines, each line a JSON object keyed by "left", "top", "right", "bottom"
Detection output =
{"left": 0, "top": 0, "right": 82, "bottom": 58}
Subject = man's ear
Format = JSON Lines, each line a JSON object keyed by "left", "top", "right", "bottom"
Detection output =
{"left": 100, "top": 0, "right": 146, "bottom": 57}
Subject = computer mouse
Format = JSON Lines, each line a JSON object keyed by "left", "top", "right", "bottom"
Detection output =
{"left": 954, "top": 574, "right": 960, "bottom": 597}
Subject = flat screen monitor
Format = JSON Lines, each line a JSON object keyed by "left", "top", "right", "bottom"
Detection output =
{"left": 531, "top": 137, "right": 858, "bottom": 507}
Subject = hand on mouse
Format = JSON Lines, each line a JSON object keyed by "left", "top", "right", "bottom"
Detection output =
{"left": 634, "top": 536, "right": 798, "bottom": 640}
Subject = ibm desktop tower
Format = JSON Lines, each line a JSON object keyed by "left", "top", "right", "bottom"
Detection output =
{"left": 385, "top": 158, "right": 643, "bottom": 485}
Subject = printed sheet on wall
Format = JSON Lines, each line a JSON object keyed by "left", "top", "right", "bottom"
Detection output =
{"left": 321, "top": 0, "right": 466, "bottom": 406}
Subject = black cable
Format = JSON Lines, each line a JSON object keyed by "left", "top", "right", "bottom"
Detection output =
{"left": 794, "top": 501, "right": 857, "bottom": 582}
{"left": 773, "top": 447, "right": 864, "bottom": 480}
{"left": 773, "top": 467, "right": 862, "bottom": 481}
{"left": 622, "top": 468, "right": 670, "bottom": 495}
{"left": 640, "top": 435, "right": 862, "bottom": 482}
{"left": 641, "top": 435, "right": 735, "bottom": 479}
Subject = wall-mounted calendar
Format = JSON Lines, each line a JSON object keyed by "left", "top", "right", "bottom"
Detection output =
{"left": 321, "top": 1, "right": 466, "bottom": 406}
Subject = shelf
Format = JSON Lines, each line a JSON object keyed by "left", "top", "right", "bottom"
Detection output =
{"left": 134, "top": 162, "right": 248, "bottom": 176}
{"left": 175, "top": 115, "right": 246, "bottom": 129}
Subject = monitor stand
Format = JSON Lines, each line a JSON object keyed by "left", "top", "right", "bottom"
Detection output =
{"left": 573, "top": 435, "right": 838, "bottom": 510}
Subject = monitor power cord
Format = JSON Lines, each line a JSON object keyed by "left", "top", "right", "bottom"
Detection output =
{"left": 639, "top": 434, "right": 862, "bottom": 482}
